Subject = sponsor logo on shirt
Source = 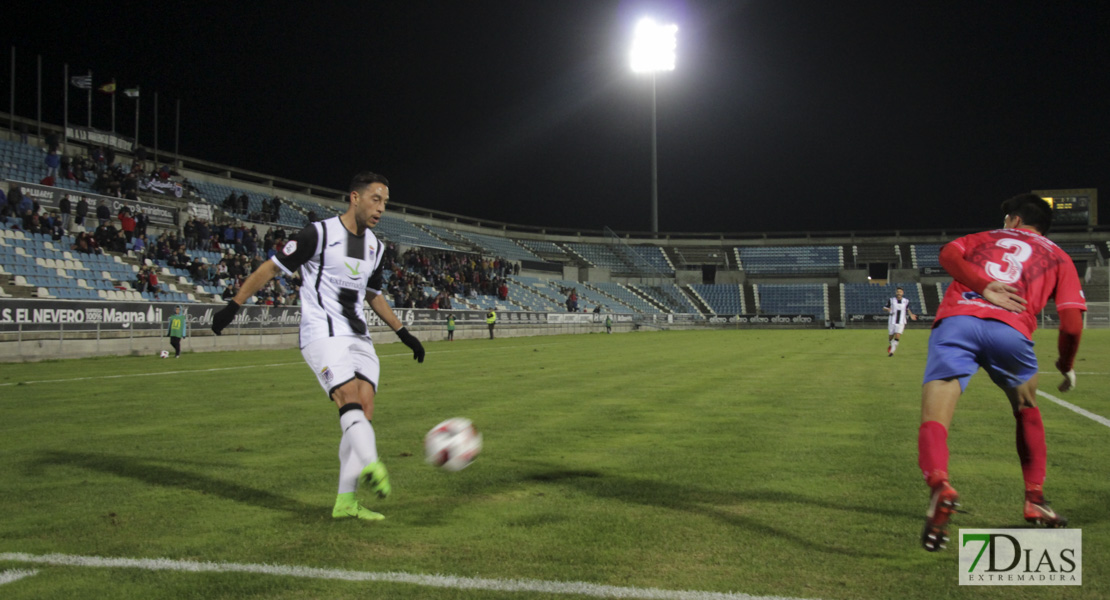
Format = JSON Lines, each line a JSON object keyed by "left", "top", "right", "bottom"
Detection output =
{"left": 344, "top": 261, "right": 361, "bottom": 280}
{"left": 283, "top": 241, "right": 297, "bottom": 255}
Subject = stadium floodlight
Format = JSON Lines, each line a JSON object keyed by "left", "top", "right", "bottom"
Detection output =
{"left": 630, "top": 18, "right": 678, "bottom": 74}
{"left": 630, "top": 17, "right": 677, "bottom": 233}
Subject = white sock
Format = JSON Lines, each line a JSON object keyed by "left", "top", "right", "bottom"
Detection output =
{"left": 891, "top": 339, "right": 899, "bottom": 353}
{"left": 337, "top": 434, "right": 360, "bottom": 494}
{"left": 339, "top": 407, "right": 379, "bottom": 468}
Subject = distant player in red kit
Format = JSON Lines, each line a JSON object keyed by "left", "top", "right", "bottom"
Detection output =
{"left": 918, "top": 193, "right": 1085, "bottom": 551}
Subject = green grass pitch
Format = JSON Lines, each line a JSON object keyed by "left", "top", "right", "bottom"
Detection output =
{"left": 1, "top": 328, "right": 1107, "bottom": 599}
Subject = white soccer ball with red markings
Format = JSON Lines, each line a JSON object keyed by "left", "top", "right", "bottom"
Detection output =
{"left": 424, "top": 417, "right": 482, "bottom": 471}
{"left": 159, "top": 351, "right": 170, "bottom": 358}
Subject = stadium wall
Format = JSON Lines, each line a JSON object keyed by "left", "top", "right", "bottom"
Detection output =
{"left": 0, "top": 322, "right": 633, "bottom": 363}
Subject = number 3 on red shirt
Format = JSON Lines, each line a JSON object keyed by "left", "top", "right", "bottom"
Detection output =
{"left": 985, "top": 238, "right": 1033, "bottom": 284}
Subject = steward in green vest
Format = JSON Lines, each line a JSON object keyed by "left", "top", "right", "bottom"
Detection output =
{"left": 166, "top": 305, "right": 188, "bottom": 358}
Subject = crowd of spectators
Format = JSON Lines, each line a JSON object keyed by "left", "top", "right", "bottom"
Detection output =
{"left": 5, "top": 146, "right": 532, "bottom": 311}
{"left": 138, "top": 216, "right": 301, "bottom": 306}
{"left": 3, "top": 137, "right": 542, "bottom": 313}
{"left": 222, "top": 192, "right": 286, "bottom": 223}
{"left": 380, "top": 246, "right": 516, "bottom": 309}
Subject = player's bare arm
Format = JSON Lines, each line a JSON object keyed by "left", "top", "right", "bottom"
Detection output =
{"left": 370, "top": 292, "right": 425, "bottom": 363}
{"left": 212, "top": 260, "right": 281, "bottom": 334}
{"left": 368, "top": 292, "right": 404, "bottom": 331}
{"left": 233, "top": 260, "right": 282, "bottom": 305}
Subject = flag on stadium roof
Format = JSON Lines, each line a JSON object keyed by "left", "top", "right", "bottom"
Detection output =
{"left": 98, "top": 80, "right": 117, "bottom": 94}
{"left": 70, "top": 75, "right": 92, "bottom": 89}
{"left": 123, "top": 88, "right": 140, "bottom": 98}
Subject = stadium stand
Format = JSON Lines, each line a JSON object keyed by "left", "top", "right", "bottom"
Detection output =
{"left": 190, "top": 181, "right": 308, "bottom": 229}
{"left": 840, "top": 282, "right": 927, "bottom": 319}
{"left": 507, "top": 276, "right": 564, "bottom": 312}
{"left": 911, "top": 244, "right": 943, "bottom": 269}
{"left": 689, "top": 283, "right": 745, "bottom": 314}
{"left": 629, "top": 283, "right": 699, "bottom": 313}
{"left": 620, "top": 245, "right": 675, "bottom": 275}
{"left": 736, "top": 246, "right": 842, "bottom": 276}
{"left": 0, "top": 223, "right": 177, "bottom": 301}
{"left": 372, "top": 216, "right": 456, "bottom": 251}
{"left": 561, "top": 242, "right": 675, "bottom": 275}
{"left": 585, "top": 281, "right": 664, "bottom": 314}
{"left": 563, "top": 242, "right": 629, "bottom": 271}
{"left": 449, "top": 230, "right": 540, "bottom": 262}
{"left": 547, "top": 279, "right": 624, "bottom": 312}
{"left": 753, "top": 283, "right": 828, "bottom": 319}
{"left": 670, "top": 246, "right": 732, "bottom": 269}
{"left": 0, "top": 138, "right": 58, "bottom": 186}
{"left": 422, "top": 224, "right": 474, "bottom": 250}
{"left": 516, "top": 239, "right": 569, "bottom": 261}
{"left": 6, "top": 121, "right": 1107, "bottom": 327}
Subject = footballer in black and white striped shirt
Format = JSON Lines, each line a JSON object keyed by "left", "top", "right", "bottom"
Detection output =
{"left": 883, "top": 286, "right": 917, "bottom": 356}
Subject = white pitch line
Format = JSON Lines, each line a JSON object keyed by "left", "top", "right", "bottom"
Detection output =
{"left": 1037, "top": 390, "right": 1110, "bottom": 429}
{"left": 0, "top": 553, "right": 817, "bottom": 600}
{"left": 0, "top": 342, "right": 566, "bottom": 387}
{"left": 0, "top": 569, "right": 39, "bottom": 585}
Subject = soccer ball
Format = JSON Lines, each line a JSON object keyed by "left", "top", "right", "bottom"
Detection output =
{"left": 424, "top": 417, "right": 482, "bottom": 472}
{"left": 159, "top": 350, "right": 170, "bottom": 358}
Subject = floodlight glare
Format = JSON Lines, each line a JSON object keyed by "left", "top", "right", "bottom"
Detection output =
{"left": 630, "top": 17, "right": 677, "bottom": 233}
{"left": 630, "top": 18, "right": 678, "bottom": 73}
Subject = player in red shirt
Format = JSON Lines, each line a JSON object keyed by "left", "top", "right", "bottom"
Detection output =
{"left": 918, "top": 193, "right": 1085, "bottom": 551}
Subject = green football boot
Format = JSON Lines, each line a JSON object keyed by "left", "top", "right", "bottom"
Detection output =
{"left": 360, "top": 461, "right": 392, "bottom": 499}
{"left": 332, "top": 492, "right": 384, "bottom": 521}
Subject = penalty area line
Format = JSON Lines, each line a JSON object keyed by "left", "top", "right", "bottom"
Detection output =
{"left": 0, "top": 552, "right": 816, "bottom": 600}
{"left": 1037, "top": 390, "right": 1110, "bottom": 429}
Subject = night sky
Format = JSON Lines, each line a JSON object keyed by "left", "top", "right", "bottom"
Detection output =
{"left": 7, "top": 1, "right": 1109, "bottom": 234}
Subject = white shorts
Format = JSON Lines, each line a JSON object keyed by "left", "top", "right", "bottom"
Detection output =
{"left": 301, "top": 336, "right": 380, "bottom": 398}
{"left": 888, "top": 322, "right": 906, "bottom": 336}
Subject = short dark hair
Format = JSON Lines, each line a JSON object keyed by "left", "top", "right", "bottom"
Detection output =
{"left": 1001, "top": 193, "right": 1053, "bottom": 234}
{"left": 349, "top": 172, "right": 389, "bottom": 194}
{"left": 896, "top": 286, "right": 904, "bottom": 291}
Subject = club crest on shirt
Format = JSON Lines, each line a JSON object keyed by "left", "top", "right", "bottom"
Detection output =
{"left": 320, "top": 366, "right": 334, "bottom": 385}
{"left": 283, "top": 241, "right": 297, "bottom": 255}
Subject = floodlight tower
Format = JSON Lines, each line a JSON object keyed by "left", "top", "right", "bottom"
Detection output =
{"left": 631, "top": 17, "right": 677, "bottom": 234}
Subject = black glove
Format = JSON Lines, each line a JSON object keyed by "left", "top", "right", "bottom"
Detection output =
{"left": 396, "top": 327, "right": 425, "bottom": 363}
{"left": 211, "top": 300, "right": 240, "bottom": 335}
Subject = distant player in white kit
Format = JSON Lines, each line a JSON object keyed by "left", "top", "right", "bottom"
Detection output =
{"left": 211, "top": 172, "right": 425, "bottom": 521}
{"left": 883, "top": 286, "right": 917, "bottom": 356}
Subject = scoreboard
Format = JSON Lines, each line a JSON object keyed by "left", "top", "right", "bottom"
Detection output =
{"left": 1032, "top": 188, "right": 1097, "bottom": 227}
